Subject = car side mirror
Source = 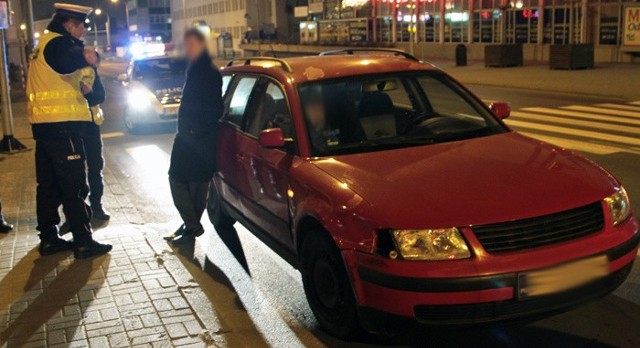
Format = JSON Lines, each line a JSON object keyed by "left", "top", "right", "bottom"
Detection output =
{"left": 117, "top": 73, "right": 129, "bottom": 82}
{"left": 489, "top": 102, "right": 511, "bottom": 120}
{"left": 258, "top": 128, "right": 286, "bottom": 148}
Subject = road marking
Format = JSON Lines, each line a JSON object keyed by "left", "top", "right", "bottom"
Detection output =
{"left": 520, "top": 107, "right": 640, "bottom": 126}
{"left": 511, "top": 111, "right": 640, "bottom": 134}
{"left": 506, "top": 119, "right": 640, "bottom": 147}
{"left": 596, "top": 103, "right": 640, "bottom": 112}
{"left": 562, "top": 105, "right": 640, "bottom": 119}
{"left": 102, "top": 131, "right": 125, "bottom": 139}
{"left": 518, "top": 132, "right": 638, "bottom": 155}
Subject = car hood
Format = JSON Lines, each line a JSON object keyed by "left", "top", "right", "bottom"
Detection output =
{"left": 311, "top": 132, "right": 617, "bottom": 228}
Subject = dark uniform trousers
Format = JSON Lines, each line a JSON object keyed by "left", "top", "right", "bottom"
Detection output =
{"left": 35, "top": 137, "right": 92, "bottom": 240}
{"left": 83, "top": 123, "right": 105, "bottom": 208}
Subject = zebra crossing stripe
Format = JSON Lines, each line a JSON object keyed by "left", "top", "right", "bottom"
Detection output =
{"left": 630, "top": 101, "right": 640, "bottom": 106}
{"left": 518, "top": 132, "right": 638, "bottom": 155}
{"left": 596, "top": 103, "right": 640, "bottom": 112}
{"left": 561, "top": 105, "right": 640, "bottom": 119}
{"left": 506, "top": 119, "right": 640, "bottom": 147}
{"left": 511, "top": 111, "right": 640, "bottom": 134}
{"left": 519, "top": 107, "right": 640, "bottom": 127}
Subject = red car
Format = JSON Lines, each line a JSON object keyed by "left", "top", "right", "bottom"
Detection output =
{"left": 207, "top": 49, "right": 639, "bottom": 338}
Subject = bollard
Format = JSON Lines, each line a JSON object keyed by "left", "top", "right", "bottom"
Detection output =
{"left": 456, "top": 44, "right": 467, "bottom": 67}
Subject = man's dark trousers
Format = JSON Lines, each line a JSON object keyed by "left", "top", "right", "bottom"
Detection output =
{"left": 83, "top": 123, "right": 105, "bottom": 209}
{"left": 35, "top": 137, "right": 93, "bottom": 241}
{"left": 169, "top": 178, "right": 209, "bottom": 235}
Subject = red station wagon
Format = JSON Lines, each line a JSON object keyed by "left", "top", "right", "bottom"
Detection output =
{"left": 206, "top": 49, "right": 639, "bottom": 338}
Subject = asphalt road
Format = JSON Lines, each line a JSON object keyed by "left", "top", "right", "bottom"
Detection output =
{"left": 97, "top": 65, "right": 640, "bottom": 347}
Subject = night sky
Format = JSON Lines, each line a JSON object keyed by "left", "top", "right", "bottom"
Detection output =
{"left": 32, "top": 0, "right": 127, "bottom": 26}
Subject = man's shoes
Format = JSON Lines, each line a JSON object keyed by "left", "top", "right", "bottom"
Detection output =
{"left": 170, "top": 232, "right": 196, "bottom": 245}
{"left": 39, "top": 237, "right": 73, "bottom": 256}
{"left": 0, "top": 221, "right": 13, "bottom": 234}
{"left": 74, "top": 239, "right": 113, "bottom": 259}
{"left": 164, "top": 224, "right": 185, "bottom": 241}
{"left": 92, "top": 206, "right": 111, "bottom": 221}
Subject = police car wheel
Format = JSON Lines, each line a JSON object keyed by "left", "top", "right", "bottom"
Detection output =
{"left": 123, "top": 111, "right": 141, "bottom": 134}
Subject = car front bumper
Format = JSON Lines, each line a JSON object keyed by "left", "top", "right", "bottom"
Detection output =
{"left": 346, "top": 219, "right": 639, "bottom": 324}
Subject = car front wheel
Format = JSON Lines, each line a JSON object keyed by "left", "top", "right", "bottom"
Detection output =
{"left": 300, "top": 228, "right": 361, "bottom": 339}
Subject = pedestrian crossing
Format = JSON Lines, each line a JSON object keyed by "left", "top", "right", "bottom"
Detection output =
{"left": 505, "top": 101, "right": 640, "bottom": 155}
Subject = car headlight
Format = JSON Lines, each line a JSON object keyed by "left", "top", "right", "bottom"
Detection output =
{"left": 604, "top": 187, "right": 631, "bottom": 226}
{"left": 128, "top": 89, "right": 152, "bottom": 109}
{"left": 391, "top": 228, "right": 471, "bottom": 261}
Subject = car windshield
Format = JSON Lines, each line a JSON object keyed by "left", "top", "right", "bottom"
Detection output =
{"left": 298, "top": 72, "right": 507, "bottom": 156}
{"left": 133, "top": 58, "right": 187, "bottom": 80}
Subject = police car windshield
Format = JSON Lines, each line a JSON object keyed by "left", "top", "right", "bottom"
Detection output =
{"left": 133, "top": 58, "right": 187, "bottom": 80}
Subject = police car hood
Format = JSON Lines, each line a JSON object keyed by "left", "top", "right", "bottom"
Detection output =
{"left": 133, "top": 77, "right": 185, "bottom": 99}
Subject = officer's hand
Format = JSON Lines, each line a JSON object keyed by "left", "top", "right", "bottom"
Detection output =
{"left": 84, "top": 48, "right": 99, "bottom": 67}
{"left": 81, "top": 82, "right": 93, "bottom": 95}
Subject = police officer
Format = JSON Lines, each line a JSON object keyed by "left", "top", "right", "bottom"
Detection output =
{"left": 27, "top": 3, "right": 111, "bottom": 259}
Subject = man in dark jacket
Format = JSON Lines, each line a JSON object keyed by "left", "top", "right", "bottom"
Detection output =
{"left": 166, "top": 29, "right": 223, "bottom": 245}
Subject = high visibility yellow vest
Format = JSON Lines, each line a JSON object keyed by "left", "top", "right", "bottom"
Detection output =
{"left": 27, "top": 32, "right": 92, "bottom": 124}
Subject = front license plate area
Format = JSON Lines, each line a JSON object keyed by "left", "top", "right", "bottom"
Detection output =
{"left": 517, "top": 255, "right": 608, "bottom": 299}
{"left": 164, "top": 107, "right": 179, "bottom": 115}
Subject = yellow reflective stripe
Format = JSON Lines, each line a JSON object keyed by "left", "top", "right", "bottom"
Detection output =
{"left": 29, "top": 90, "right": 84, "bottom": 102}
{"left": 31, "top": 104, "right": 92, "bottom": 115}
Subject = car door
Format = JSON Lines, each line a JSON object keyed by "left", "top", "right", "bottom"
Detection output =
{"left": 216, "top": 74, "right": 261, "bottom": 213}
{"left": 239, "top": 78, "right": 298, "bottom": 249}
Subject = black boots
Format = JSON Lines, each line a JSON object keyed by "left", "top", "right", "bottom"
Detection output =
{"left": 73, "top": 237, "right": 113, "bottom": 259}
{"left": 92, "top": 205, "right": 111, "bottom": 221}
{"left": 38, "top": 236, "right": 73, "bottom": 256}
{"left": 0, "top": 220, "right": 13, "bottom": 234}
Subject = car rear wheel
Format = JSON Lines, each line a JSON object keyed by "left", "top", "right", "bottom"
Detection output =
{"left": 300, "top": 229, "right": 361, "bottom": 339}
{"left": 206, "top": 182, "right": 235, "bottom": 229}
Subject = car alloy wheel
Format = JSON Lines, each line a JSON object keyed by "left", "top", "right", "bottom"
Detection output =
{"left": 301, "top": 229, "right": 360, "bottom": 338}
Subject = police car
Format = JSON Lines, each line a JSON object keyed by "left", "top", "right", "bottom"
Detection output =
{"left": 118, "top": 55, "right": 187, "bottom": 132}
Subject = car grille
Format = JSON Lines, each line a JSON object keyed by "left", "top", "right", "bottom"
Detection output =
{"left": 472, "top": 202, "right": 604, "bottom": 254}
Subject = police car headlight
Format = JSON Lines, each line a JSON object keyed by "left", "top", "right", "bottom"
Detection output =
{"left": 128, "top": 89, "right": 152, "bottom": 109}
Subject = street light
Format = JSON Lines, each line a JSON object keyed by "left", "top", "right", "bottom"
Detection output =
{"left": 94, "top": 8, "right": 112, "bottom": 52}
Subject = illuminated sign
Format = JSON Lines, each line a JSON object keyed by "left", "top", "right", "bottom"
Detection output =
{"left": 624, "top": 6, "right": 640, "bottom": 46}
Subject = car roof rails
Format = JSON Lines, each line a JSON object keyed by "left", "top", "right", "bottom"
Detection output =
{"left": 319, "top": 48, "right": 420, "bottom": 62}
{"left": 226, "top": 57, "right": 293, "bottom": 73}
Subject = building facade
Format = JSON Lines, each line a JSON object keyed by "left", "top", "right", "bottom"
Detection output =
{"left": 295, "top": 0, "right": 639, "bottom": 63}
{"left": 128, "top": 0, "right": 173, "bottom": 42}
{"left": 170, "top": 0, "right": 290, "bottom": 53}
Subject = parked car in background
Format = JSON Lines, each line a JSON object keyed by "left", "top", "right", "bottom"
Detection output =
{"left": 207, "top": 50, "right": 639, "bottom": 338}
{"left": 118, "top": 55, "right": 187, "bottom": 133}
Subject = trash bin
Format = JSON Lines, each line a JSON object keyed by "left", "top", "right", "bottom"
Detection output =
{"left": 456, "top": 44, "right": 467, "bottom": 67}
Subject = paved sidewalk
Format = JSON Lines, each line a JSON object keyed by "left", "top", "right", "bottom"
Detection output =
{"left": 0, "top": 102, "right": 224, "bottom": 347}
{"left": 424, "top": 59, "right": 639, "bottom": 101}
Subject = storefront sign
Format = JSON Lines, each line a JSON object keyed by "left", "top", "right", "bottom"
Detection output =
{"left": 309, "top": 2, "right": 324, "bottom": 14}
{"left": 623, "top": 6, "right": 640, "bottom": 46}
{"left": 294, "top": 6, "right": 308, "bottom": 18}
{"left": 349, "top": 21, "right": 368, "bottom": 43}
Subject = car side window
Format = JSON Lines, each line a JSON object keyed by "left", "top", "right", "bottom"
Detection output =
{"left": 245, "top": 81, "right": 295, "bottom": 140}
{"left": 222, "top": 76, "right": 258, "bottom": 127}
{"left": 222, "top": 75, "right": 232, "bottom": 97}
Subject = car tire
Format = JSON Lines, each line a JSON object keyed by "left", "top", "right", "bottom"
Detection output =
{"left": 206, "top": 182, "right": 235, "bottom": 229}
{"left": 123, "top": 109, "right": 142, "bottom": 134}
{"left": 300, "top": 229, "right": 361, "bottom": 339}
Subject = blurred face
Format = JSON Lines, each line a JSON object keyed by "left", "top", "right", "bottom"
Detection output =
{"left": 65, "top": 20, "right": 87, "bottom": 40}
{"left": 184, "top": 36, "right": 206, "bottom": 62}
{"left": 305, "top": 98, "right": 326, "bottom": 131}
